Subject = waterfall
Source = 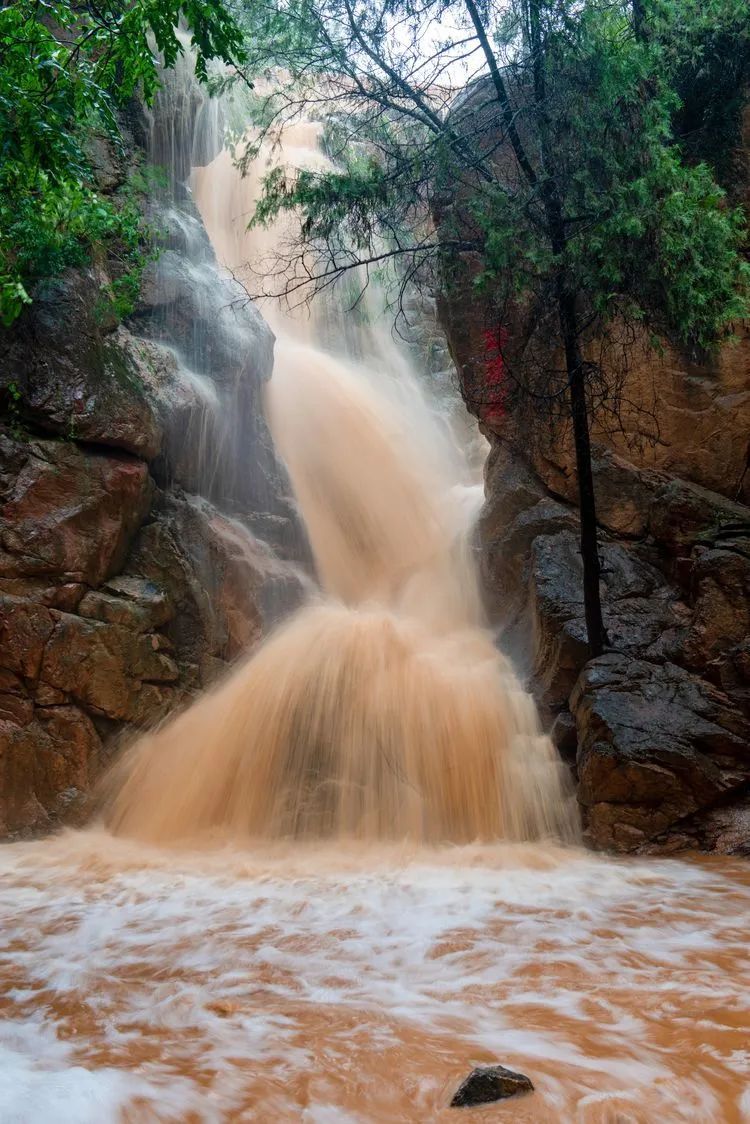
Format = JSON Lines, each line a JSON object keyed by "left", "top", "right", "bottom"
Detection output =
{"left": 102, "top": 103, "right": 579, "bottom": 845}
{"left": 4, "top": 51, "right": 749, "bottom": 1124}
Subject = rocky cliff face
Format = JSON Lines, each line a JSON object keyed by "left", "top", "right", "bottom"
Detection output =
{"left": 0, "top": 101, "right": 306, "bottom": 837}
{"left": 439, "top": 83, "right": 750, "bottom": 854}
{"left": 479, "top": 442, "right": 750, "bottom": 853}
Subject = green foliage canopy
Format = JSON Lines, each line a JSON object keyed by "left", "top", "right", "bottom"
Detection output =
{"left": 0, "top": 0, "right": 246, "bottom": 325}
{"left": 238, "top": 0, "right": 749, "bottom": 356}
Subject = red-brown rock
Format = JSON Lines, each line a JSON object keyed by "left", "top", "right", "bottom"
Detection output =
{"left": 0, "top": 705, "right": 101, "bottom": 835}
{"left": 0, "top": 436, "right": 152, "bottom": 586}
{"left": 40, "top": 611, "right": 179, "bottom": 724}
{"left": 0, "top": 596, "right": 55, "bottom": 679}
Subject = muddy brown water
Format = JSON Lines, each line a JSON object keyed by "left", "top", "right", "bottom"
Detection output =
{"left": 2, "top": 835, "right": 748, "bottom": 1122}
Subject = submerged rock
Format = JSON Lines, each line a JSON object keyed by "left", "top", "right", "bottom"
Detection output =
{"left": 451, "top": 1064, "right": 534, "bottom": 1107}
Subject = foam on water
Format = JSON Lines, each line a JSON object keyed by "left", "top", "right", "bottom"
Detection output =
{"left": 1, "top": 834, "right": 749, "bottom": 1122}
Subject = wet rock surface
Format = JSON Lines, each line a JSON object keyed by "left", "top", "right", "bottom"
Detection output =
{"left": 0, "top": 118, "right": 307, "bottom": 837}
{"left": 479, "top": 439, "right": 750, "bottom": 854}
{"left": 438, "top": 77, "right": 750, "bottom": 853}
{"left": 451, "top": 1065, "right": 534, "bottom": 1107}
{"left": 0, "top": 431, "right": 152, "bottom": 585}
{"left": 572, "top": 655, "right": 750, "bottom": 850}
{"left": 0, "top": 270, "right": 165, "bottom": 460}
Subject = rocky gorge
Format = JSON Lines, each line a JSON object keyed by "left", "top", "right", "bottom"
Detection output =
{"left": 1, "top": 65, "right": 748, "bottom": 859}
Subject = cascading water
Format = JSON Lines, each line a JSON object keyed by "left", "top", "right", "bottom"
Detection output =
{"left": 2, "top": 72, "right": 749, "bottom": 1124}
{"left": 103, "top": 114, "right": 577, "bottom": 846}
{"left": 131, "top": 41, "right": 309, "bottom": 568}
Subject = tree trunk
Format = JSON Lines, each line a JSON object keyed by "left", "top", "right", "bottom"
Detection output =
{"left": 487, "top": 0, "right": 607, "bottom": 654}
{"left": 632, "top": 0, "right": 648, "bottom": 41}
{"left": 558, "top": 292, "right": 607, "bottom": 657}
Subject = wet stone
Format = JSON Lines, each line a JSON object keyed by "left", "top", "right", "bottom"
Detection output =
{"left": 451, "top": 1064, "right": 534, "bottom": 1107}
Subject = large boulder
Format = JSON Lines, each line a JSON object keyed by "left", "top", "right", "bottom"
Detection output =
{"left": 572, "top": 654, "right": 750, "bottom": 852}
{"left": 544, "top": 447, "right": 668, "bottom": 539}
{"left": 477, "top": 438, "right": 750, "bottom": 853}
{"left": 528, "top": 530, "right": 685, "bottom": 709}
{"left": 648, "top": 478, "right": 750, "bottom": 556}
{"left": 126, "top": 492, "right": 309, "bottom": 668}
{"left": 684, "top": 545, "right": 750, "bottom": 671}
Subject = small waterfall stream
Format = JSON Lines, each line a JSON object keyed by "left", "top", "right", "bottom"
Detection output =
{"left": 1, "top": 65, "right": 749, "bottom": 1124}
{"left": 129, "top": 41, "right": 310, "bottom": 579}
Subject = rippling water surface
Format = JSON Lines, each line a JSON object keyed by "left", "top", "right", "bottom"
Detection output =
{"left": 2, "top": 834, "right": 749, "bottom": 1123}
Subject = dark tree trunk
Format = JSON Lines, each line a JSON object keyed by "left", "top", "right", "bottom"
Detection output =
{"left": 632, "top": 0, "right": 648, "bottom": 41}
{"left": 525, "top": 0, "right": 607, "bottom": 657}
{"left": 558, "top": 292, "right": 607, "bottom": 657}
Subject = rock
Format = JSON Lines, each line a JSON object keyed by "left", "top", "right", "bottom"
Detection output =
{"left": 0, "top": 596, "right": 55, "bottom": 679}
{"left": 0, "top": 579, "right": 85, "bottom": 612}
{"left": 589, "top": 450, "right": 665, "bottom": 538}
{"left": 79, "top": 578, "right": 173, "bottom": 632}
{"left": 451, "top": 1065, "right": 534, "bottom": 1107}
{"left": 648, "top": 478, "right": 750, "bottom": 556}
{"left": 528, "top": 531, "right": 679, "bottom": 708}
{"left": 483, "top": 488, "right": 578, "bottom": 613}
{"left": 528, "top": 532, "right": 592, "bottom": 708}
{"left": 40, "top": 611, "right": 179, "bottom": 724}
{"left": 478, "top": 444, "right": 579, "bottom": 655}
{"left": 551, "top": 709, "right": 578, "bottom": 765}
{"left": 522, "top": 447, "right": 667, "bottom": 540}
{"left": 571, "top": 654, "right": 750, "bottom": 851}
{"left": 0, "top": 705, "right": 101, "bottom": 835}
{"left": 147, "top": 54, "right": 224, "bottom": 185}
{"left": 130, "top": 239, "right": 289, "bottom": 516}
{"left": 656, "top": 800, "right": 750, "bottom": 855}
{"left": 477, "top": 438, "right": 750, "bottom": 853}
{"left": 83, "top": 131, "right": 125, "bottom": 192}
{"left": 480, "top": 442, "right": 547, "bottom": 541}
{"left": 0, "top": 434, "right": 152, "bottom": 586}
{"left": 127, "top": 493, "right": 308, "bottom": 665}
{"left": 0, "top": 690, "right": 34, "bottom": 726}
{"left": 683, "top": 545, "right": 750, "bottom": 671}
{"left": 0, "top": 271, "right": 164, "bottom": 459}
{"left": 133, "top": 246, "right": 274, "bottom": 395}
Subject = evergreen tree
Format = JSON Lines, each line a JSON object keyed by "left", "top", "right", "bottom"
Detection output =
{"left": 237, "top": 0, "right": 749, "bottom": 654}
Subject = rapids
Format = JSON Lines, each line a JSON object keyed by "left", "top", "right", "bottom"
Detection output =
{"left": 1, "top": 836, "right": 749, "bottom": 1122}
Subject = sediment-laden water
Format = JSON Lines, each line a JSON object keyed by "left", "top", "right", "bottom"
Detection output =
{"left": 1, "top": 836, "right": 749, "bottom": 1122}
{"left": 4, "top": 79, "right": 749, "bottom": 1124}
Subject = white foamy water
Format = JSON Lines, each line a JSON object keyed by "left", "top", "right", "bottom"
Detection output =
{"left": 1, "top": 835, "right": 749, "bottom": 1122}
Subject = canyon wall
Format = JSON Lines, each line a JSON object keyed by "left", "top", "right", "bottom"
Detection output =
{"left": 0, "top": 99, "right": 306, "bottom": 837}
{"left": 438, "top": 81, "right": 750, "bottom": 853}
